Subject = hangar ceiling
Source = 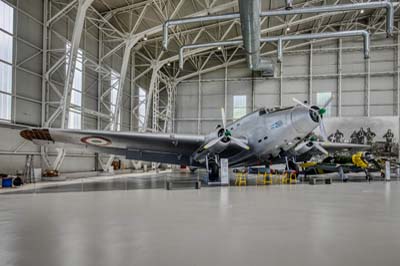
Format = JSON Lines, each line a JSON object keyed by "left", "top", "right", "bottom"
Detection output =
{"left": 90, "top": 0, "right": 398, "bottom": 79}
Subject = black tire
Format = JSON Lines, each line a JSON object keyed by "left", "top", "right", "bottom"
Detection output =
{"left": 189, "top": 167, "right": 198, "bottom": 173}
{"left": 288, "top": 160, "right": 299, "bottom": 173}
{"left": 209, "top": 163, "right": 219, "bottom": 182}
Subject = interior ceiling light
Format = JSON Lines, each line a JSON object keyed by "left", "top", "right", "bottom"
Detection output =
{"left": 287, "top": 27, "right": 290, "bottom": 31}
{"left": 360, "top": 9, "right": 364, "bottom": 14}
{"left": 143, "top": 35, "right": 148, "bottom": 41}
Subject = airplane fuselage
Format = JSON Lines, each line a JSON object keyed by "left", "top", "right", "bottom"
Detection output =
{"left": 199, "top": 105, "right": 320, "bottom": 167}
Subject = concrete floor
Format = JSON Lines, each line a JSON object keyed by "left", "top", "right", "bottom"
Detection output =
{"left": 1, "top": 179, "right": 400, "bottom": 266}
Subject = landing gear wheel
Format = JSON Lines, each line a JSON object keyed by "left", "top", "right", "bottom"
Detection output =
{"left": 288, "top": 160, "right": 299, "bottom": 173}
{"left": 208, "top": 163, "right": 220, "bottom": 182}
{"left": 189, "top": 167, "right": 198, "bottom": 173}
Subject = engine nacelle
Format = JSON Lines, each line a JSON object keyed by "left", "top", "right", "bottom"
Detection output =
{"left": 206, "top": 139, "right": 230, "bottom": 154}
{"left": 294, "top": 141, "right": 314, "bottom": 155}
{"left": 193, "top": 128, "right": 230, "bottom": 161}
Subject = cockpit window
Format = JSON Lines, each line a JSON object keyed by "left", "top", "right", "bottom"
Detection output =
{"left": 260, "top": 106, "right": 293, "bottom": 114}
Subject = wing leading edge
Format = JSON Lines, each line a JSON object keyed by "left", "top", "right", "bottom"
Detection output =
{"left": 317, "top": 142, "right": 371, "bottom": 152}
{"left": 20, "top": 128, "right": 206, "bottom": 165}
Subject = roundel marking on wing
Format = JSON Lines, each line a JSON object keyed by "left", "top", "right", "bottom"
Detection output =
{"left": 81, "top": 136, "right": 112, "bottom": 146}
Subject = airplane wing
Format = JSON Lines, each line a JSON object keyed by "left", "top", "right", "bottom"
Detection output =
{"left": 20, "top": 128, "right": 206, "bottom": 165}
{"left": 294, "top": 140, "right": 371, "bottom": 159}
{"left": 317, "top": 142, "right": 371, "bottom": 152}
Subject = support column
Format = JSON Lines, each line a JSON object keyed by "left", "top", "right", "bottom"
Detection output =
{"left": 365, "top": 57, "right": 371, "bottom": 117}
{"left": 49, "top": 0, "right": 94, "bottom": 172}
{"left": 396, "top": 22, "right": 400, "bottom": 163}
{"left": 97, "top": 28, "right": 102, "bottom": 130}
{"left": 171, "top": 81, "right": 177, "bottom": 133}
{"left": 224, "top": 66, "right": 228, "bottom": 114}
{"left": 130, "top": 51, "right": 136, "bottom": 131}
{"left": 143, "top": 67, "right": 159, "bottom": 131}
{"left": 251, "top": 71, "right": 255, "bottom": 111}
{"left": 396, "top": 25, "right": 400, "bottom": 116}
{"left": 309, "top": 43, "right": 313, "bottom": 104}
{"left": 106, "top": 39, "right": 137, "bottom": 131}
{"left": 41, "top": 0, "right": 50, "bottom": 170}
{"left": 60, "top": 0, "right": 94, "bottom": 129}
{"left": 151, "top": 75, "right": 160, "bottom": 170}
{"left": 41, "top": 0, "right": 48, "bottom": 127}
{"left": 164, "top": 80, "right": 175, "bottom": 133}
{"left": 103, "top": 41, "right": 138, "bottom": 170}
{"left": 338, "top": 39, "right": 342, "bottom": 117}
{"left": 152, "top": 75, "right": 160, "bottom": 132}
{"left": 279, "top": 63, "right": 283, "bottom": 107}
{"left": 197, "top": 73, "right": 202, "bottom": 134}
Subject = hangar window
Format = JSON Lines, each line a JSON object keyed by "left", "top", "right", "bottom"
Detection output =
{"left": 316, "top": 92, "right": 332, "bottom": 117}
{"left": 233, "top": 95, "right": 246, "bottom": 120}
{"left": 66, "top": 42, "right": 83, "bottom": 129}
{"left": 110, "top": 70, "right": 121, "bottom": 131}
{"left": 138, "top": 86, "right": 146, "bottom": 130}
{"left": 0, "top": 0, "right": 13, "bottom": 122}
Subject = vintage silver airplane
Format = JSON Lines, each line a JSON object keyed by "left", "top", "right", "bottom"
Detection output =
{"left": 19, "top": 98, "right": 369, "bottom": 181}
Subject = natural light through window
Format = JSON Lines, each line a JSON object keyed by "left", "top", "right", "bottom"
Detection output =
{"left": 110, "top": 70, "right": 121, "bottom": 131}
{"left": 138, "top": 87, "right": 146, "bottom": 130}
{"left": 66, "top": 42, "right": 83, "bottom": 129}
{"left": 233, "top": 95, "right": 246, "bottom": 120}
{"left": 0, "top": 0, "right": 13, "bottom": 122}
{"left": 316, "top": 92, "right": 332, "bottom": 117}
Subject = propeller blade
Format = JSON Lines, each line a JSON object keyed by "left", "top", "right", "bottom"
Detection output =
{"left": 204, "top": 136, "right": 224, "bottom": 150}
{"left": 294, "top": 141, "right": 308, "bottom": 152}
{"left": 314, "top": 143, "right": 329, "bottom": 155}
{"left": 322, "top": 95, "right": 334, "bottom": 109}
{"left": 292, "top": 98, "right": 309, "bottom": 108}
{"left": 221, "top": 107, "right": 227, "bottom": 129}
{"left": 319, "top": 119, "right": 328, "bottom": 141}
{"left": 230, "top": 137, "right": 250, "bottom": 150}
{"left": 292, "top": 98, "right": 318, "bottom": 114}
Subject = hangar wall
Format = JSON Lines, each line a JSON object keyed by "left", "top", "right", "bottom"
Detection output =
{"left": 175, "top": 34, "right": 400, "bottom": 136}
{"left": 0, "top": 0, "right": 147, "bottom": 174}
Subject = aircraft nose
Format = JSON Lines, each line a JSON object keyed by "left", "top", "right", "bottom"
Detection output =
{"left": 291, "top": 107, "right": 319, "bottom": 133}
{"left": 309, "top": 106, "right": 320, "bottom": 123}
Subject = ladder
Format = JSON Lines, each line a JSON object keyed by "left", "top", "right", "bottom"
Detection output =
{"left": 235, "top": 171, "right": 247, "bottom": 186}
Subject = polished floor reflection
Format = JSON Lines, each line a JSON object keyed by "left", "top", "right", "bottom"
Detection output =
{"left": 1, "top": 180, "right": 400, "bottom": 266}
{"left": 2, "top": 171, "right": 204, "bottom": 194}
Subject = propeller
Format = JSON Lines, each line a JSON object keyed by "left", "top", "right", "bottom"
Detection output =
{"left": 204, "top": 108, "right": 250, "bottom": 151}
{"left": 294, "top": 141, "right": 310, "bottom": 152}
{"left": 292, "top": 96, "right": 334, "bottom": 142}
{"left": 294, "top": 140, "right": 328, "bottom": 156}
{"left": 230, "top": 137, "right": 250, "bottom": 150}
{"left": 313, "top": 143, "right": 329, "bottom": 155}
{"left": 204, "top": 137, "right": 222, "bottom": 150}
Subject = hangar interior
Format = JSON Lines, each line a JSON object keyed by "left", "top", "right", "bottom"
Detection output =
{"left": 1, "top": 1, "right": 400, "bottom": 265}
{"left": 0, "top": 0, "right": 399, "bottom": 175}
